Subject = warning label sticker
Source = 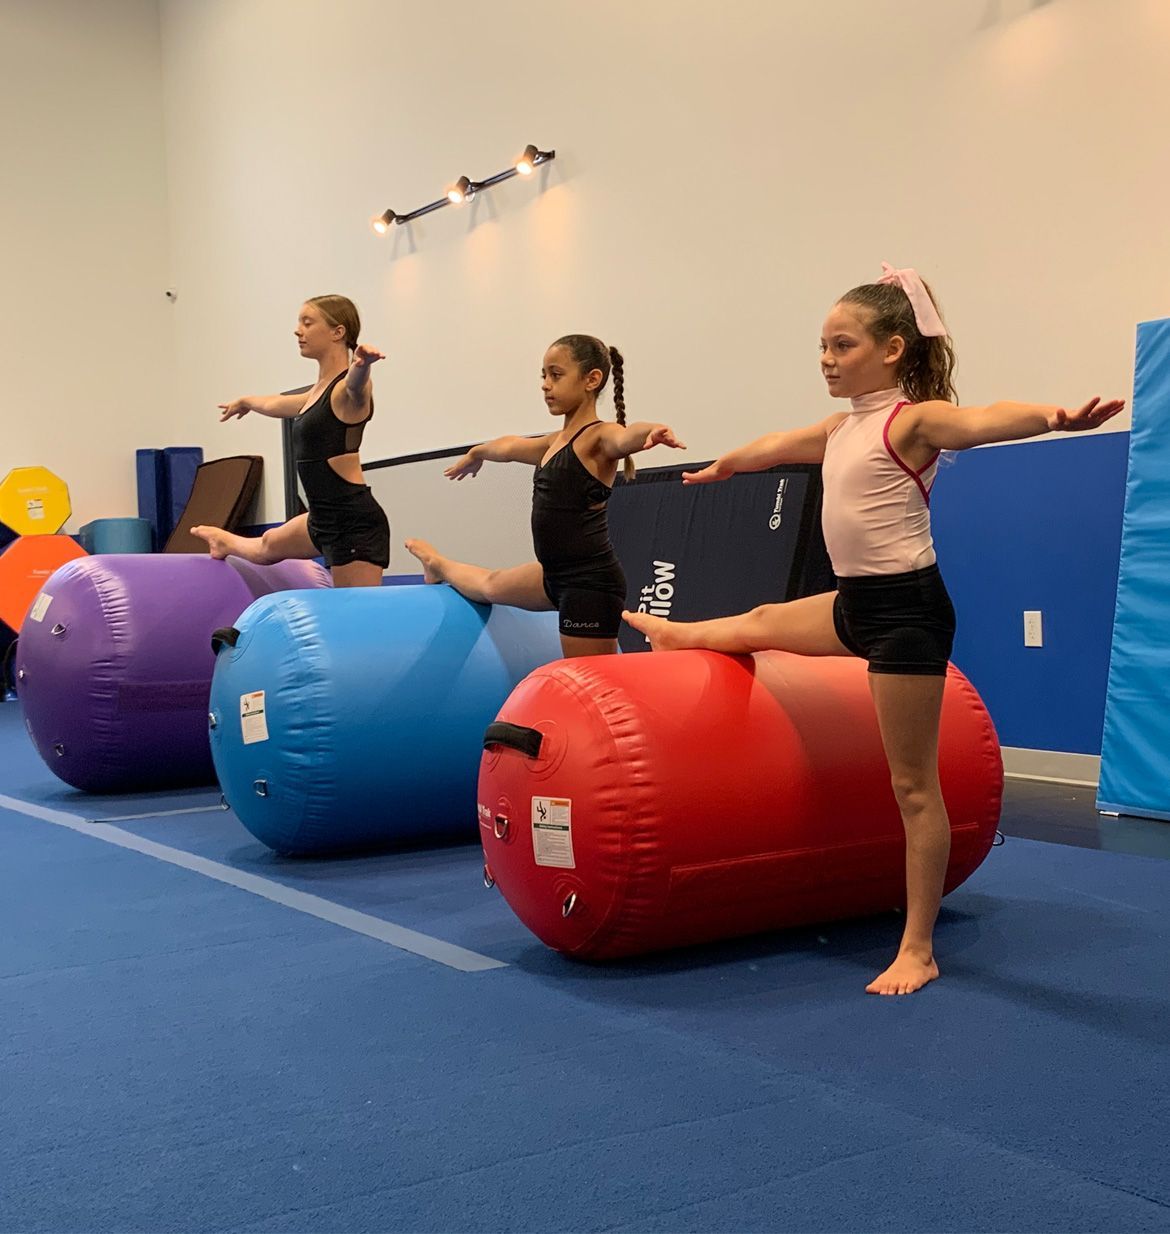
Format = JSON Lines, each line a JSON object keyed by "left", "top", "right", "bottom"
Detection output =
{"left": 28, "top": 593, "right": 53, "bottom": 623}
{"left": 532, "top": 797, "right": 574, "bottom": 868}
{"left": 26, "top": 498, "right": 45, "bottom": 521}
{"left": 240, "top": 691, "right": 269, "bottom": 744}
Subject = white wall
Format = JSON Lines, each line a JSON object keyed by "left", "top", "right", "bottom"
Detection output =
{"left": 8, "top": 1, "right": 1168, "bottom": 530}
{"left": 155, "top": 0, "right": 1168, "bottom": 524}
{"left": 0, "top": 0, "right": 172, "bottom": 529}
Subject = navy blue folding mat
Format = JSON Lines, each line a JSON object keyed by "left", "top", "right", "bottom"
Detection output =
{"left": 136, "top": 447, "right": 204, "bottom": 550}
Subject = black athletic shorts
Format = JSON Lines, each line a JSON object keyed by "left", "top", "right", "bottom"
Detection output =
{"left": 306, "top": 486, "right": 391, "bottom": 570}
{"left": 542, "top": 556, "right": 627, "bottom": 641}
{"left": 832, "top": 563, "right": 956, "bottom": 676}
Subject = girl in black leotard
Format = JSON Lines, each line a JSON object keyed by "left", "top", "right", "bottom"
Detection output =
{"left": 192, "top": 295, "right": 390, "bottom": 588}
{"left": 405, "top": 334, "right": 685, "bottom": 657}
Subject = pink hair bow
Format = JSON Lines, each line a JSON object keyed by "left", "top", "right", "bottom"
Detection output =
{"left": 877, "top": 262, "right": 947, "bottom": 338}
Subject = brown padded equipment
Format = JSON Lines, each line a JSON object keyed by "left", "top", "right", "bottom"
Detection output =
{"left": 164, "top": 455, "right": 264, "bottom": 553}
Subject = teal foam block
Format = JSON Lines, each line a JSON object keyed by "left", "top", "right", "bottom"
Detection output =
{"left": 78, "top": 518, "right": 153, "bottom": 554}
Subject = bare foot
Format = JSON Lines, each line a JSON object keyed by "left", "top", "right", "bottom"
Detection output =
{"left": 865, "top": 950, "right": 939, "bottom": 996}
{"left": 404, "top": 538, "right": 446, "bottom": 584}
{"left": 191, "top": 525, "right": 233, "bottom": 561}
{"left": 621, "top": 609, "right": 693, "bottom": 651}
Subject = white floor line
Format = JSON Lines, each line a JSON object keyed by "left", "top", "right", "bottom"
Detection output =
{"left": 91, "top": 803, "right": 229, "bottom": 823}
{"left": 0, "top": 793, "right": 507, "bottom": 974}
{"left": 1003, "top": 771, "right": 1099, "bottom": 789}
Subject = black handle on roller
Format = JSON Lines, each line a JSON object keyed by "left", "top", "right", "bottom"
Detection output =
{"left": 483, "top": 721, "right": 544, "bottom": 760}
{"left": 210, "top": 626, "right": 241, "bottom": 654}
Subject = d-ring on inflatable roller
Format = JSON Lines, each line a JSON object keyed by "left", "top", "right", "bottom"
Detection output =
{"left": 479, "top": 649, "right": 1002, "bottom": 961}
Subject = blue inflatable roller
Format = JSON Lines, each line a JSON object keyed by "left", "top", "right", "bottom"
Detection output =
{"left": 208, "top": 584, "right": 563, "bottom": 854}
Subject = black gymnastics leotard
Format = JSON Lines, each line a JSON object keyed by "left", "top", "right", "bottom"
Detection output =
{"left": 531, "top": 421, "right": 627, "bottom": 639}
{"left": 291, "top": 372, "right": 390, "bottom": 570}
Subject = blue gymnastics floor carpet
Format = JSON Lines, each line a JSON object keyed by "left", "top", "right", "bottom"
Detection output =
{"left": 1, "top": 702, "right": 1167, "bottom": 1233}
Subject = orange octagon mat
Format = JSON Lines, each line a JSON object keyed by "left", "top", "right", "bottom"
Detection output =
{"left": 0, "top": 536, "right": 89, "bottom": 632}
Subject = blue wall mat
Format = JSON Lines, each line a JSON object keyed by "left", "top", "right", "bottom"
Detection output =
{"left": 136, "top": 449, "right": 167, "bottom": 549}
{"left": 136, "top": 447, "right": 205, "bottom": 550}
{"left": 931, "top": 430, "right": 1129, "bottom": 755}
{"left": 163, "top": 447, "right": 203, "bottom": 542}
{"left": 1098, "top": 319, "right": 1170, "bottom": 818}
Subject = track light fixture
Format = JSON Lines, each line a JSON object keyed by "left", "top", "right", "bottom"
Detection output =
{"left": 371, "top": 143, "right": 555, "bottom": 235}
{"left": 515, "top": 144, "right": 554, "bottom": 175}
{"left": 446, "top": 175, "right": 474, "bottom": 205}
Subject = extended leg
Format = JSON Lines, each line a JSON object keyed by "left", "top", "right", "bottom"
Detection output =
{"left": 192, "top": 514, "right": 317, "bottom": 564}
{"left": 623, "top": 590, "right": 850, "bottom": 657}
{"left": 404, "top": 540, "right": 552, "bottom": 611}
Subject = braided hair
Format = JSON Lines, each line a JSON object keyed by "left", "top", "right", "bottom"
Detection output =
{"left": 553, "top": 334, "right": 634, "bottom": 480}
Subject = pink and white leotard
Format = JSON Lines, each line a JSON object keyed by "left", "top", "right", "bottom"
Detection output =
{"left": 820, "top": 388, "right": 940, "bottom": 578}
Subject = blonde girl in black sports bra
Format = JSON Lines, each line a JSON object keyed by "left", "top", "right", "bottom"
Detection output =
{"left": 192, "top": 295, "right": 389, "bottom": 588}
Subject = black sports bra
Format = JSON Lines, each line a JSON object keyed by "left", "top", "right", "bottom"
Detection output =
{"left": 530, "top": 421, "right": 616, "bottom": 568}
{"left": 291, "top": 371, "right": 372, "bottom": 463}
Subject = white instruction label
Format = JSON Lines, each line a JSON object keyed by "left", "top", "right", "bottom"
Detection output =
{"left": 26, "top": 498, "right": 45, "bottom": 521}
{"left": 28, "top": 593, "right": 53, "bottom": 623}
{"left": 240, "top": 691, "right": 269, "bottom": 744}
{"left": 532, "top": 797, "right": 575, "bottom": 868}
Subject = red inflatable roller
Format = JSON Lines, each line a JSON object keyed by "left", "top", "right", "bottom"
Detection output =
{"left": 478, "top": 650, "right": 1002, "bottom": 960}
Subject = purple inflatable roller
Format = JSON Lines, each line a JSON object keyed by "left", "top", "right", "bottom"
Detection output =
{"left": 16, "top": 555, "right": 330, "bottom": 792}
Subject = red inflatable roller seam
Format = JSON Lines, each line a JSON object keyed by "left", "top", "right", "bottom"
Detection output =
{"left": 478, "top": 650, "right": 1003, "bottom": 961}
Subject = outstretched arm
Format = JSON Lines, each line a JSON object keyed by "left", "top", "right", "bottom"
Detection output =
{"left": 598, "top": 421, "right": 687, "bottom": 461}
{"left": 218, "top": 393, "right": 308, "bottom": 421}
{"left": 682, "top": 413, "right": 846, "bottom": 484}
{"left": 906, "top": 397, "right": 1126, "bottom": 452}
{"left": 333, "top": 344, "right": 385, "bottom": 423}
{"left": 443, "top": 433, "right": 553, "bottom": 480}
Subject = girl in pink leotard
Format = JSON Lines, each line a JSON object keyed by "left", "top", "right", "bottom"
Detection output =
{"left": 625, "top": 264, "right": 1125, "bottom": 996}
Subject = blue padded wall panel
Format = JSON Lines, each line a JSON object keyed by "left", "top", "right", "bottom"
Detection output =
{"left": 1098, "top": 319, "right": 1170, "bottom": 819}
{"left": 163, "top": 447, "right": 203, "bottom": 543}
{"left": 135, "top": 449, "right": 167, "bottom": 550}
{"left": 931, "top": 432, "right": 1128, "bottom": 756}
{"left": 136, "top": 447, "right": 204, "bottom": 550}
